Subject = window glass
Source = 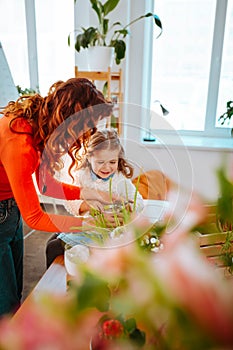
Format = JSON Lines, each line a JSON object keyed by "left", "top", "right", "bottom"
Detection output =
{"left": 216, "top": 1, "right": 233, "bottom": 128}
{"left": 150, "top": 0, "right": 215, "bottom": 131}
{"left": 0, "top": 0, "right": 29, "bottom": 89}
{"left": 35, "top": 0, "right": 74, "bottom": 95}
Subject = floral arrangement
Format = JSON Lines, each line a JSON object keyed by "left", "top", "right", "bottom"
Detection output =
{"left": 0, "top": 164, "right": 233, "bottom": 349}
{"left": 90, "top": 314, "right": 145, "bottom": 349}
{"left": 139, "top": 222, "right": 165, "bottom": 253}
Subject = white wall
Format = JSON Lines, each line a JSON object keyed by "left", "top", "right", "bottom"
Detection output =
{"left": 124, "top": 141, "right": 232, "bottom": 201}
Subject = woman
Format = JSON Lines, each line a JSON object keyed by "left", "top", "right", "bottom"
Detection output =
{"left": 0, "top": 77, "right": 113, "bottom": 316}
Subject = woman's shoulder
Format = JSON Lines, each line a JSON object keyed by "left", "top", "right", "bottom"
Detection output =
{"left": 0, "top": 114, "right": 32, "bottom": 135}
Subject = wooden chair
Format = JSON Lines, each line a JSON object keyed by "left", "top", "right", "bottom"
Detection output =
{"left": 194, "top": 204, "right": 233, "bottom": 277}
{"left": 132, "top": 169, "right": 172, "bottom": 201}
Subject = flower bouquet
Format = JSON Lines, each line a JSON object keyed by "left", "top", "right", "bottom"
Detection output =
{"left": 1, "top": 163, "right": 233, "bottom": 350}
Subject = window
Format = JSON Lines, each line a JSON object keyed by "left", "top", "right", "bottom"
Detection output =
{"left": 0, "top": 0, "right": 74, "bottom": 96}
{"left": 0, "top": 0, "right": 29, "bottom": 89}
{"left": 150, "top": 0, "right": 232, "bottom": 137}
{"left": 35, "top": 0, "right": 74, "bottom": 95}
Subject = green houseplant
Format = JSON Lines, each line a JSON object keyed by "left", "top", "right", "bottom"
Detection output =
{"left": 218, "top": 100, "right": 233, "bottom": 126}
{"left": 68, "top": 0, "right": 162, "bottom": 65}
{"left": 218, "top": 100, "right": 233, "bottom": 137}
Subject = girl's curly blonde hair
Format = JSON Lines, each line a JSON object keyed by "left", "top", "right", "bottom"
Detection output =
{"left": 80, "top": 128, "right": 134, "bottom": 178}
{"left": 1, "top": 78, "right": 113, "bottom": 178}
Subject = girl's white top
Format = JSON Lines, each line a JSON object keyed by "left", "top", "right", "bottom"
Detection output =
{"left": 64, "top": 168, "right": 144, "bottom": 216}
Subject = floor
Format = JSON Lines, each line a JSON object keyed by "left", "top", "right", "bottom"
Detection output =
{"left": 22, "top": 203, "right": 66, "bottom": 301}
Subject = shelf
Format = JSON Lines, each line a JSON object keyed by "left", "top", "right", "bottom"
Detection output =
{"left": 75, "top": 66, "right": 123, "bottom": 134}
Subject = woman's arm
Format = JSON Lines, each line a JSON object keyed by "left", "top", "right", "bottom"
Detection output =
{"left": 35, "top": 169, "right": 81, "bottom": 200}
{"left": 1, "top": 136, "right": 84, "bottom": 232}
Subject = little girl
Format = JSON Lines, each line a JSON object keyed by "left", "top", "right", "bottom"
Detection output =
{"left": 64, "top": 128, "right": 144, "bottom": 216}
{"left": 46, "top": 129, "right": 143, "bottom": 267}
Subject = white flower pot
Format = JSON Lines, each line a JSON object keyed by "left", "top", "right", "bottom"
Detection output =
{"left": 64, "top": 244, "right": 90, "bottom": 277}
{"left": 87, "top": 46, "right": 114, "bottom": 71}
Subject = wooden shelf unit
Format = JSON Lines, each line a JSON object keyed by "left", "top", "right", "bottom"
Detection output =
{"left": 75, "top": 67, "right": 123, "bottom": 134}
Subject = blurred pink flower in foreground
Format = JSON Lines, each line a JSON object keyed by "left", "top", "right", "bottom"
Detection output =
{"left": 154, "top": 236, "right": 233, "bottom": 346}
{"left": 0, "top": 179, "right": 233, "bottom": 350}
{"left": 165, "top": 188, "right": 208, "bottom": 233}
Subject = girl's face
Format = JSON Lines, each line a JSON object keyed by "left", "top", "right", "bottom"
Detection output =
{"left": 88, "top": 148, "right": 119, "bottom": 179}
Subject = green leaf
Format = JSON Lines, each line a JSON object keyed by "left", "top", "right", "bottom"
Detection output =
{"left": 124, "top": 12, "right": 163, "bottom": 40}
{"left": 112, "top": 39, "right": 126, "bottom": 64}
{"left": 115, "top": 28, "right": 129, "bottom": 38}
{"left": 77, "top": 271, "right": 110, "bottom": 312}
{"left": 133, "top": 173, "right": 141, "bottom": 212}
{"left": 68, "top": 33, "right": 71, "bottom": 46}
{"left": 103, "top": 18, "right": 109, "bottom": 35}
{"left": 129, "top": 328, "right": 146, "bottom": 347}
{"left": 103, "top": 0, "right": 120, "bottom": 16}
{"left": 124, "top": 317, "right": 137, "bottom": 332}
{"left": 216, "top": 165, "right": 233, "bottom": 224}
{"left": 219, "top": 100, "right": 233, "bottom": 125}
{"left": 75, "top": 27, "right": 98, "bottom": 51}
{"left": 112, "top": 21, "right": 121, "bottom": 26}
{"left": 90, "top": 0, "right": 102, "bottom": 23}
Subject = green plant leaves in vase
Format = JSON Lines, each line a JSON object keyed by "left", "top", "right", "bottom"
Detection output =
{"left": 69, "top": 0, "right": 162, "bottom": 65}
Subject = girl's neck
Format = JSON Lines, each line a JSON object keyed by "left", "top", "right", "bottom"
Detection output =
{"left": 90, "top": 169, "right": 115, "bottom": 182}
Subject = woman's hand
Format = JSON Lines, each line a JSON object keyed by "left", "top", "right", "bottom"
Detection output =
{"left": 82, "top": 211, "right": 124, "bottom": 229}
{"left": 79, "top": 201, "right": 91, "bottom": 215}
{"left": 80, "top": 187, "right": 123, "bottom": 205}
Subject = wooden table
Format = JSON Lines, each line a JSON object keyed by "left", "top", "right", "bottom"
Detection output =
{"left": 15, "top": 200, "right": 169, "bottom": 319}
{"left": 14, "top": 255, "right": 66, "bottom": 319}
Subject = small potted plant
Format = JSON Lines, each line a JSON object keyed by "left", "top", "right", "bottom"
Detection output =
{"left": 218, "top": 100, "right": 233, "bottom": 136}
{"left": 68, "top": 0, "right": 162, "bottom": 68}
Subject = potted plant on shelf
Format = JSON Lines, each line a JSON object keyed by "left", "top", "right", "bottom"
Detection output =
{"left": 68, "top": 0, "right": 162, "bottom": 69}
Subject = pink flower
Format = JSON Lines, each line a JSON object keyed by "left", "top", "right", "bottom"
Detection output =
{"left": 86, "top": 242, "right": 136, "bottom": 281}
{"left": 154, "top": 236, "right": 233, "bottom": 346}
{"left": 102, "top": 319, "right": 124, "bottom": 339}
{"left": 0, "top": 304, "right": 73, "bottom": 350}
{"left": 165, "top": 189, "right": 207, "bottom": 233}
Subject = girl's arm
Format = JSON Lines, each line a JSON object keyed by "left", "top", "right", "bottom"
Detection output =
{"left": 64, "top": 199, "right": 90, "bottom": 216}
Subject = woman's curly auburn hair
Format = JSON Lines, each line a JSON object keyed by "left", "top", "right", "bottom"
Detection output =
{"left": 80, "top": 128, "right": 134, "bottom": 178}
{"left": 1, "top": 78, "right": 113, "bottom": 178}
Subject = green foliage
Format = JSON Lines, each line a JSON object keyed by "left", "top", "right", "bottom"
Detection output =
{"left": 218, "top": 100, "right": 233, "bottom": 126}
{"left": 16, "top": 85, "right": 39, "bottom": 96}
{"left": 138, "top": 221, "right": 166, "bottom": 253}
{"left": 216, "top": 165, "right": 233, "bottom": 225}
{"left": 74, "top": 271, "right": 111, "bottom": 312}
{"left": 216, "top": 164, "right": 233, "bottom": 274}
{"left": 89, "top": 176, "right": 140, "bottom": 230}
{"left": 69, "top": 0, "right": 162, "bottom": 65}
{"left": 221, "top": 231, "right": 233, "bottom": 274}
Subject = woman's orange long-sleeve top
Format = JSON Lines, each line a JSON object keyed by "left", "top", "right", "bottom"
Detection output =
{"left": 0, "top": 114, "right": 83, "bottom": 232}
